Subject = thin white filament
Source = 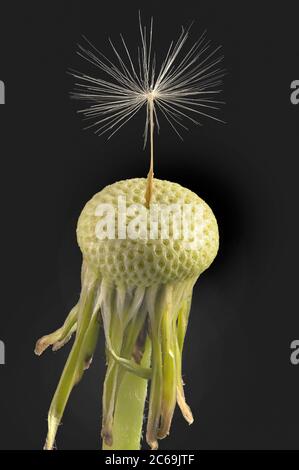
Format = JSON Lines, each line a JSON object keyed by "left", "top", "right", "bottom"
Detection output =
{"left": 70, "top": 14, "right": 225, "bottom": 144}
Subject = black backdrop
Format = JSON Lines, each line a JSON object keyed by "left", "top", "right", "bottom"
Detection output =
{"left": 0, "top": 0, "right": 298, "bottom": 450}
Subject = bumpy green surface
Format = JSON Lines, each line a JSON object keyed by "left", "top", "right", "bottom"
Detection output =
{"left": 77, "top": 178, "right": 219, "bottom": 287}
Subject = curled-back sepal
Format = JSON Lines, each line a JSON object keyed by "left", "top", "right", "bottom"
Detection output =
{"left": 145, "top": 285, "right": 164, "bottom": 450}
{"left": 175, "top": 298, "right": 194, "bottom": 424}
{"left": 146, "top": 278, "right": 197, "bottom": 449}
{"left": 157, "top": 285, "right": 177, "bottom": 440}
{"left": 35, "top": 304, "right": 79, "bottom": 356}
{"left": 35, "top": 263, "right": 90, "bottom": 356}
{"left": 42, "top": 263, "right": 101, "bottom": 450}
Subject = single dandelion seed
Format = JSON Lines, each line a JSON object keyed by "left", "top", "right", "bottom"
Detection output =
{"left": 35, "top": 13, "right": 224, "bottom": 451}
{"left": 70, "top": 12, "right": 225, "bottom": 206}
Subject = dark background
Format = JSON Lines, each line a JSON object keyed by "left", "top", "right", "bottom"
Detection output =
{"left": 0, "top": 0, "right": 298, "bottom": 450}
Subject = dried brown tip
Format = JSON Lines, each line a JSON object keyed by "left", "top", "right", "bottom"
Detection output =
{"left": 101, "top": 427, "right": 113, "bottom": 447}
{"left": 146, "top": 432, "right": 159, "bottom": 451}
{"left": 157, "top": 410, "right": 174, "bottom": 439}
{"left": 34, "top": 336, "right": 52, "bottom": 356}
{"left": 132, "top": 320, "right": 148, "bottom": 364}
{"left": 177, "top": 387, "right": 194, "bottom": 425}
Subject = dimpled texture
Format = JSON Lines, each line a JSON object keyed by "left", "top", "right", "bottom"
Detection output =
{"left": 77, "top": 178, "right": 219, "bottom": 287}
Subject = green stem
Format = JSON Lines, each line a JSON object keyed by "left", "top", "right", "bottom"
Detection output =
{"left": 102, "top": 338, "right": 151, "bottom": 450}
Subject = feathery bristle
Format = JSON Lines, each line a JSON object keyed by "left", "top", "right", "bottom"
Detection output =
{"left": 70, "top": 12, "right": 225, "bottom": 144}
